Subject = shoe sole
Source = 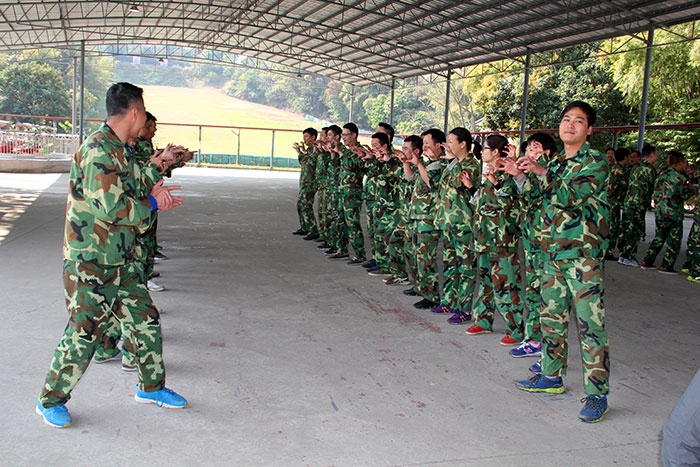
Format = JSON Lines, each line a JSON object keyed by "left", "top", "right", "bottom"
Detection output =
{"left": 579, "top": 406, "right": 609, "bottom": 423}
{"left": 148, "top": 287, "right": 165, "bottom": 292}
{"left": 516, "top": 385, "right": 566, "bottom": 394}
{"left": 134, "top": 394, "right": 187, "bottom": 409}
{"left": 386, "top": 282, "right": 409, "bottom": 286}
{"left": 500, "top": 341, "right": 520, "bottom": 346}
{"left": 510, "top": 351, "right": 542, "bottom": 358}
{"left": 35, "top": 406, "right": 71, "bottom": 428}
{"left": 466, "top": 329, "right": 492, "bottom": 335}
{"left": 658, "top": 270, "right": 678, "bottom": 275}
{"left": 368, "top": 273, "right": 392, "bottom": 277}
{"left": 640, "top": 266, "right": 655, "bottom": 270}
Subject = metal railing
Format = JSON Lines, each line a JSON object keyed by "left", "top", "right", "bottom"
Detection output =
{"left": 0, "top": 130, "right": 79, "bottom": 160}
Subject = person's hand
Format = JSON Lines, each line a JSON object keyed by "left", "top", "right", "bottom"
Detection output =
{"left": 517, "top": 156, "right": 547, "bottom": 176}
{"left": 506, "top": 144, "right": 518, "bottom": 160}
{"left": 496, "top": 156, "right": 524, "bottom": 178}
{"left": 293, "top": 142, "right": 303, "bottom": 154}
{"left": 459, "top": 170, "right": 473, "bottom": 189}
{"left": 150, "top": 148, "right": 176, "bottom": 171}
{"left": 439, "top": 142, "right": 454, "bottom": 159}
{"left": 150, "top": 179, "right": 183, "bottom": 211}
{"left": 483, "top": 164, "right": 497, "bottom": 185}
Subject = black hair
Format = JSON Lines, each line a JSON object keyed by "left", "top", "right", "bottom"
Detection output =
{"left": 472, "top": 139, "right": 482, "bottom": 160}
{"left": 106, "top": 82, "right": 143, "bottom": 117}
{"left": 343, "top": 122, "right": 359, "bottom": 135}
{"left": 526, "top": 132, "right": 557, "bottom": 156}
{"left": 371, "top": 132, "right": 390, "bottom": 148}
{"left": 561, "top": 100, "right": 596, "bottom": 127}
{"left": 321, "top": 126, "right": 329, "bottom": 132}
{"left": 404, "top": 135, "right": 423, "bottom": 154}
{"left": 448, "top": 127, "right": 472, "bottom": 151}
{"left": 328, "top": 125, "right": 342, "bottom": 137}
{"left": 303, "top": 127, "right": 318, "bottom": 139}
{"left": 668, "top": 151, "right": 686, "bottom": 166}
{"left": 145, "top": 111, "right": 156, "bottom": 122}
{"left": 631, "top": 150, "right": 641, "bottom": 158}
{"left": 615, "top": 147, "right": 630, "bottom": 163}
{"left": 642, "top": 143, "right": 656, "bottom": 158}
{"left": 377, "top": 122, "right": 395, "bottom": 141}
{"left": 420, "top": 128, "right": 446, "bottom": 144}
{"left": 519, "top": 140, "right": 528, "bottom": 156}
{"left": 486, "top": 134, "right": 508, "bottom": 156}
{"left": 606, "top": 147, "right": 615, "bottom": 153}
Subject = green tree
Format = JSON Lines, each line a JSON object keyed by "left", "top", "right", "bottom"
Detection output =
{"left": 0, "top": 62, "right": 71, "bottom": 118}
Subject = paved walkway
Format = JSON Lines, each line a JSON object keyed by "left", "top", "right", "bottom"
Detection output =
{"left": 1, "top": 167, "right": 698, "bottom": 467}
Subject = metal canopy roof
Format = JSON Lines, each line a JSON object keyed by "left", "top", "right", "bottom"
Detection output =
{"left": 1, "top": 1, "right": 700, "bottom": 86}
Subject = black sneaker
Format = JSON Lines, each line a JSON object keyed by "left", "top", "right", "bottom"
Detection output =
{"left": 318, "top": 242, "right": 331, "bottom": 249}
{"left": 329, "top": 252, "right": 349, "bottom": 259}
{"left": 403, "top": 288, "right": 419, "bottom": 296}
{"left": 303, "top": 233, "right": 320, "bottom": 241}
{"left": 324, "top": 248, "right": 337, "bottom": 255}
{"left": 314, "top": 238, "right": 325, "bottom": 243}
{"left": 292, "top": 228, "right": 307, "bottom": 235}
{"left": 362, "top": 259, "right": 377, "bottom": 269}
{"left": 347, "top": 257, "right": 365, "bottom": 264}
{"left": 414, "top": 299, "right": 438, "bottom": 309}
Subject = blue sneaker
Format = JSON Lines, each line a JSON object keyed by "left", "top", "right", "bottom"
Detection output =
{"left": 135, "top": 387, "right": 187, "bottom": 408}
{"left": 510, "top": 340, "right": 542, "bottom": 358}
{"left": 529, "top": 359, "right": 542, "bottom": 374}
{"left": 36, "top": 400, "right": 72, "bottom": 428}
{"left": 515, "top": 374, "right": 565, "bottom": 394}
{"left": 579, "top": 395, "right": 609, "bottom": 423}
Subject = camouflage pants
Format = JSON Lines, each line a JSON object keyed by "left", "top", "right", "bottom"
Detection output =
{"left": 643, "top": 215, "right": 683, "bottom": 270}
{"left": 413, "top": 220, "right": 440, "bottom": 302}
{"left": 142, "top": 216, "right": 158, "bottom": 281}
{"left": 296, "top": 187, "right": 318, "bottom": 235}
{"left": 618, "top": 205, "right": 646, "bottom": 258}
{"left": 386, "top": 212, "right": 408, "bottom": 278}
{"left": 316, "top": 187, "right": 329, "bottom": 241}
{"left": 404, "top": 220, "right": 418, "bottom": 283}
{"left": 373, "top": 204, "right": 394, "bottom": 271}
{"left": 94, "top": 312, "right": 137, "bottom": 367}
{"left": 608, "top": 201, "right": 623, "bottom": 251}
{"left": 540, "top": 257, "right": 610, "bottom": 395}
{"left": 341, "top": 193, "right": 365, "bottom": 259}
{"left": 39, "top": 260, "right": 166, "bottom": 408}
{"left": 366, "top": 198, "right": 378, "bottom": 257}
{"left": 472, "top": 250, "right": 524, "bottom": 340}
{"left": 441, "top": 227, "right": 476, "bottom": 313}
{"left": 684, "top": 220, "right": 700, "bottom": 276}
{"left": 329, "top": 190, "right": 345, "bottom": 250}
{"left": 522, "top": 224, "right": 543, "bottom": 342}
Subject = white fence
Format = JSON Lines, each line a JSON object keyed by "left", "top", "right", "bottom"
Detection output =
{"left": 0, "top": 131, "right": 79, "bottom": 159}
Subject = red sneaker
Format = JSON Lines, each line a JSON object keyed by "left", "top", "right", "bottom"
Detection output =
{"left": 465, "top": 325, "right": 492, "bottom": 335}
{"left": 500, "top": 335, "right": 518, "bottom": 346}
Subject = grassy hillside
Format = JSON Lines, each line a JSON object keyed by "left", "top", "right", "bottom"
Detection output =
{"left": 141, "top": 85, "right": 315, "bottom": 158}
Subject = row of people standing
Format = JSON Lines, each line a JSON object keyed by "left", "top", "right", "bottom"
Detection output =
{"left": 293, "top": 101, "right": 612, "bottom": 423}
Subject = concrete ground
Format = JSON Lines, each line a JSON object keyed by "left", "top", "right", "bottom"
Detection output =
{"left": 1, "top": 167, "right": 698, "bottom": 467}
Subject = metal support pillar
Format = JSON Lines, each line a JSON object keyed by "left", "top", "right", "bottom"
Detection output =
{"left": 389, "top": 79, "right": 396, "bottom": 126}
{"left": 270, "top": 130, "right": 276, "bottom": 170}
{"left": 612, "top": 132, "right": 619, "bottom": 150}
{"left": 638, "top": 26, "right": 654, "bottom": 151}
{"left": 71, "top": 57, "right": 77, "bottom": 135}
{"left": 519, "top": 51, "right": 531, "bottom": 144}
{"left": 197, "top": 126, "right": 202, "bottom": 167}
{"left": 349, "top": 86, "right": 355, "bottom": 122}
{"left": 443, "top": 70, "right": 451, "bottom": 134}
{"left": 78, "top": 41, "right": 86, "bottom": 144}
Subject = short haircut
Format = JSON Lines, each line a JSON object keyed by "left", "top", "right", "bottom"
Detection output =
{"left": 303, "top": 127, "right": 318, "bottom": 139}
{"left": 145, "top": 111, "right": 157, "bottom": 122}
{"left": 631, "top": 150, "right": 641, "bottom": 158}
{"left": 642, "top": 143, "right": 656, "bottom": 158}
{"left": 606, "top": 147, "right": 615, "bottom": 153}
{"left": 449, "top": 127, "right": 472, "bottom": 151}
{"left": 377, "top": 122, "right": 395, "bottom": 141}
{"left": 404, "top": 135, "right": 423, "bottom": 154}
{"left": 421, "top": 128, "right": 446, "bottom": 144}
{"left": 343, "top": 122, "right": 359, "bottom": 135}
{"left": 615, "top": 147, "right": 630, "bottom": 162}
{"left": 321, "top": 126, "right": 329, "bottom": 132}
{"left": 562, "top": 100, "right": 596, "bottom": 127}
{"left": 486, "top": 134, "right": 509, "bottom": 156}
{"left": 371, "top": 132, "right": 390, "bottom": 147}
{"left": 668, "top": 151, "right": 686, "bottom": 166}
{"left": 526, "top": 132, "right": 557, "bottom": 156}
{"left": 472, "top": 139, "right": 482, "bottom": 160}
{"left": 106, "top": 82, "right": 143, "bottom": 117}
{"left": 328, "top": 125, "right": 342, "bottom": 137}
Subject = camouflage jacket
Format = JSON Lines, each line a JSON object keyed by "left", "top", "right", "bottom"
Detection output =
{"left": 519, "top": 154, "right": 549, "bottom": 234}
{"left": 298, "top": 146, "right": 317, "bottom": 191}
{"left": 314, "top": 151, "right": 330, "bottom": 190}
{"left": 326, "top": 152, "right": 342, "bottom": 195}
{"left": 63, "top": 123, "right": 157, "bottom": 265}
{"left": 607, "top": 162, "right": 629, "bottom": 206}
{"left": 625, "top": 159, "right": 656, "bottom": 209}
{"left": 362, "top": 157, "right": 383, "bottom": 202}
{"left": 653, "top": 167, "right": 693, "bottom": 221}
{"left": 540, "top": 141, "right": 610, "bottom": 261}
{"left": 398, "top": 169, "right": 418, "bottom": 220}
{"left": 472, "top": 170, "right": 521, "bottom": 252}
{"left": 377, "top": 158, "right": 404, "bottom": 210}
{"left": 131, "top": 136, "right": 162, "bottom": 189}
{"left": 338, "top": 144, "right": 364, "bottom": 195}
{"left": 409, "top": 158, "right": 445, "bottom": 221}
{"left": 436, "top": 156, "right": 480, "bottom": 230}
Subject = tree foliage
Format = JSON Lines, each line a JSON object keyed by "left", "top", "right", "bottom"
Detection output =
{"left": 0, "top": 62, "right": 71, "bottom": 118}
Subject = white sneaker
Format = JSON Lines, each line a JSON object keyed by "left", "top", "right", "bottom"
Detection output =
{"left": 147, "top": 279, "right": 165, "bottom": 292}
{"left": 618, "top": 257, "right": 640, "bottom": 267}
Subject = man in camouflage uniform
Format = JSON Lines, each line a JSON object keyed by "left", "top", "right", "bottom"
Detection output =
{"left": 293, "top": 127, "right": 319, "bottom": 240}
{"left": 313, "top": 128, "right": 331, "bottom": 247}
{"left": 515, "top": 101, "right": 611, "bottom": 423}
{"left": 618, "top": 144, "right": 658, "bottom": 266}
{"left": 409, "top": 129, "right": 446, "bottom": 309}
{"left": 605, "top": 148, "right": 631, "bottom": 259}
{"left": 641, "top": 151, "right": 694, "bottom": 273}
{"left": 322, "top": 125, "right": 344, "bottom": 256}
{"left": 685, "top": 202, "right": 700, "bottom": 283}
{"left": 430, "top": 128, "right": 480, "bottom": 324}
{"left": 36, "top": 83, "right": 187, "bottom": 429}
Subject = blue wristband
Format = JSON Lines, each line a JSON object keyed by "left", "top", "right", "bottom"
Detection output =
{"left": 148, "top": 195, "right": 158, "bottom": 212}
